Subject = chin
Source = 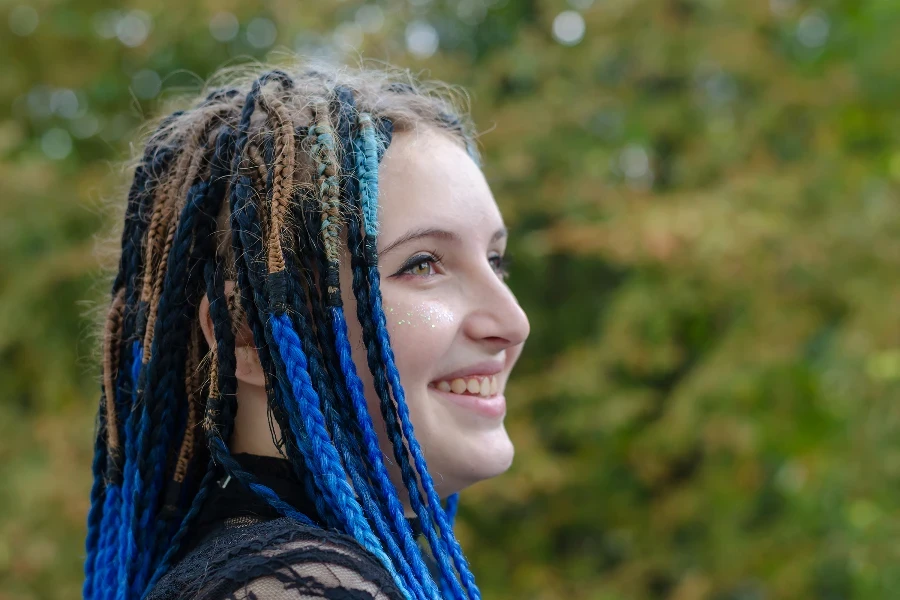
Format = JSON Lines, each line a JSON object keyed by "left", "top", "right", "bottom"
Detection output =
{"left": 448, "top": 428, "right": 515, "bottom": 491}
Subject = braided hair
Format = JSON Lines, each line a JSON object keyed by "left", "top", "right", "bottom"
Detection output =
{"left": 83, "top": 63, "right": 486, "bottom": 600}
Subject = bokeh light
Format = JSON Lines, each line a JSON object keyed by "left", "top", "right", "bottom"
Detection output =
{"left": 405, "top": 20, "right": 439, "bottom": 58}
{"left": 8, "top": 5, "right": 39, "bottom": 37}
{"left": 209, "top": 12, "right": 239, "bottom": 43}
{"left": 41, "top": 128, "right": 72, "bottom": 160}
{"left": 246, "top": 17, "right": 277, "bottom": 49}
{"left": 552, "top": 11, "right": 585, "bottom": 46}
{"left": 115, "top": 10, "right": 152, "bottom": 48}
{"left": 131, "top": 70, "right": 161, "bottom": 100}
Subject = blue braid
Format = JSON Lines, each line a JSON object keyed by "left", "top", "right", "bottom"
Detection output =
{"left": 83, "top": 396, "right": 109, "bottom": 599}
{"left": 94, "top": 483, "right": 121, "bottom": 599}
{"left": 275, "top": 219, "right": 428, "bottom": 597}
{"left": 445, "top": 493, "right": 460, "bottom": 523}
{"left": 202, "top": 250, "right": 318, "bottom": 530}
{"left": 327, "top": 88, "right": 443, "bottom": 599}
{"left": 114, "top": 341, "right": 142, "bottom": 600}
{"left": 131, "top": 180, "right": 215, "bottom": 596}
{"left": 303, "top": 98, "right": 429, "bottom": 596}
{"left": 97, "top": 375, "right": 131, "bottom": 600}
{"left": 268, "top": 316, "right": 406, "bottom": 572}
{"left": 353, "top": 118, "right": 470, "bottom": 600}
{"left": 230, "top": 174, "right": 336, "bottom": 529}
{"left": 330, "top": 307, "right": 440, "bottom": 600}
{"left": 359, "top": 117, "right": 482, "bottom": 600}
{"left": 284, "top": 233, "right": 431, "bottom": 599}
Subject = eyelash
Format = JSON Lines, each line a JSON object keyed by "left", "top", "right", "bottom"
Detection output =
{"left": 395, "top": 250, "right": 512, "bottom": 280}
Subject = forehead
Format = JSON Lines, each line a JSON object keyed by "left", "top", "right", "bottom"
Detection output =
{"left": 376, "top": 127, "right": 503, "bottom": 240}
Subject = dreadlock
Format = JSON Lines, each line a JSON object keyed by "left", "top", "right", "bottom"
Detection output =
{"left": 84, "top": 63, "right": 485, "bottom": 600}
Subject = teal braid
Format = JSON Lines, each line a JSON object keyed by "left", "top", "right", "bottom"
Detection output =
{"left": 358, "top": 115, "right": 482, "bottom": 600}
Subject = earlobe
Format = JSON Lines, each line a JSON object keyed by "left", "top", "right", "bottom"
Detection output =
{"left": 198, "top": 282, "right": 266, "bottom": 388}
{"left": 198, "top": 293, "right": 216, "bottom": 350}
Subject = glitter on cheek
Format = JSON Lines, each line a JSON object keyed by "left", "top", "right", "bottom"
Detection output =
{"left": 386, "top": 305, "right": 416, "bottom": 327}
{"left": 414, "top": 302, "right": 455, "bottom": 329}
{"left": 385, "top": 303, "right": 455, "bottom": 328}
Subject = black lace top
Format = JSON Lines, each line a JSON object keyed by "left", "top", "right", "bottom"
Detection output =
{"left": 146, "top": 454, "right": 436, "bottom": 600}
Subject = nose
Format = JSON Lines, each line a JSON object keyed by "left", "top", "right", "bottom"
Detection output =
{"left": 462, "top": 270, "right": 530, "bottom": 352}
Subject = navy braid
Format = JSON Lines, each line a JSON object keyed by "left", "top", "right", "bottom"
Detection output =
{"left": 345, "top": 117, "right": 469, "bottom": 600}
{"left": 82, "top": 393, "right": 108, "bottom": 600}
{"left": 129, "top": 179, "right": 216, "bottom": 596}
{"left": 229, "top": 169, "right": 336, "bottom": 530}
{"left": 141, "top": 126, "right": 240, "bottom": 594}
{"left": 328, "top": 87, "right": 444, "bottom": 599}
{"left": 201, "top": 253, "right": 317, "bottom": 528}
{"left": 127, "top": 112, "right": 238, "bottom": 592}
{"left": 224, "top": 73, "right": 331, "bottom": 527}
{"left": 257, "top": 96, "right": 412, "bottom": 597}
{"left": 357, "top": 115, "right": 482, "bottom": 599}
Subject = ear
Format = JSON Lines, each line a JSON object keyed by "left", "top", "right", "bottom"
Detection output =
{"left": 198, "top": 281, "right": 266, "bottom": 387}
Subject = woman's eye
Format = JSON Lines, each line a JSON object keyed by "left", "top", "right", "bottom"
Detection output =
{"left": 406, "top": 258, "right": 435, "bottom": 277}
{"left": 396, "top": 252, "right": 443, "bottom": 278}
{"left": 490, "top": 254, "right": 512, "bottom": 280}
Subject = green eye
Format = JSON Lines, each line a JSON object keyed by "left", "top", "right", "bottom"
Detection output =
{"left": 396, "top": 251, "right": 443, "bottom": 277}
{"left": 407, "top": 259, "right": 434, "bottom": 276}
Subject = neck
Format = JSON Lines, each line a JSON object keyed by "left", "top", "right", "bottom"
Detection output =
{"left": 230, "top": 380, "right": 419, "bottom": 518}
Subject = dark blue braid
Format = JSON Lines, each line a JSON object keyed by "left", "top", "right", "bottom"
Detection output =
{"left": 267, "top": 310, "right": 411, "bottom": 598}
{"left": 328, "top": 87, "right": 443, "bottom": 599}
{"left": 82, "top": 392, "right": 108, "bottom": 600}
{"left": 111, "top": 140, "right": 178, "bottom": 600}
{"left": 258, "top": 99, "right": 411, "bottom": 597}
{"left": 140, "top": 125, "right": 238, "bottom": 596}
{"left": 115, "top": 123, "right": 221, "bottom": 600}
{"left": 201, "top": 255, "right": 317, "bottom": 528}
{"left": 129, "top": 125, "right": 238, "bottom": 592}
{"left": 114, "top": 340, "right": 142, "bottom": 600}
{"left": 282, "top": 200, "right": 431, "bottom": 599}
{"left": 358, "top": 115, "right": 482, "bottom": 599}
{"left": 128, "top": 180, "right": 216, "bottom": 596}
{"left": 229, "top": 173, "right": 336, "bottom": 530}
{"left": 226, "top": 73, "right": 330, "bottom": 524}
{"left": 346, "top": 116, "right": 469, "bottom": 600}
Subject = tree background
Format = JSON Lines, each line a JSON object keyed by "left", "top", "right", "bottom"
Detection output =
{"left": 2, "top": 0, "right": 899, "bottom": 598}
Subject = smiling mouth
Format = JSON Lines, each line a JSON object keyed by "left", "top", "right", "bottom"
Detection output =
{"left": 429, "top": 375, "right": 499, "bottom": 398}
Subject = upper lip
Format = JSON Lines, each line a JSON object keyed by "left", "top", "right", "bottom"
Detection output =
{"left": 432, "top": 361, "right": 504, "bottom": 382}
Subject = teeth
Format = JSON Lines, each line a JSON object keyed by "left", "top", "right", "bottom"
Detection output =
{"left": 436, "top": 375, "right": 500, "bottom": 397}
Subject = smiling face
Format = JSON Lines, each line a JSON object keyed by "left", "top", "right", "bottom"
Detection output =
{"left": 339, "top": 125, "right": 530, "bottom": 505}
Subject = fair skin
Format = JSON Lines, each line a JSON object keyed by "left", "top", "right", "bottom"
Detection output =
{"left": 199, "top": 125, "right": 530, "bottom": 515}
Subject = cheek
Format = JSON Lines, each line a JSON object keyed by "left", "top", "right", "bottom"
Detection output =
{"left": 382, "top": 298, "right": 458, "bottom": 381}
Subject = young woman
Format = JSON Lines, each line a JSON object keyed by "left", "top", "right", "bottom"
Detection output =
{"left": 83, "top": 61, "right": 530, "bottom": 600}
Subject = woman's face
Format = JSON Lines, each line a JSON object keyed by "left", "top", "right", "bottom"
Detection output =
{"left": 339, "top": 125, "right": 530, "bottom": 503}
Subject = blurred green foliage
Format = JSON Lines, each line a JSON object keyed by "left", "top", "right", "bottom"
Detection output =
{"left": 2, "top": 0, "right": 900, "bottom": 598}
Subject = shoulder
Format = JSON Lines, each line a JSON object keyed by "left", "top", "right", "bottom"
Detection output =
{"left": 146, "top": 517, "right": 405, "bottom": 600}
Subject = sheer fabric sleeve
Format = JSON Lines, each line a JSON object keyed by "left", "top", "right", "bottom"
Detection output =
{"left": 146, "top": 518, "right": 405, "bottom": 600}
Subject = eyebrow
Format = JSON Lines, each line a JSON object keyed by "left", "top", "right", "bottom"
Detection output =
{"left": 379, "top": 226, "right": 508, "bottom": 258}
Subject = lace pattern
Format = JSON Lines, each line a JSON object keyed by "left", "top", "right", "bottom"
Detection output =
{"left": 146, "top": 517, "right": 405, "bottom": 600}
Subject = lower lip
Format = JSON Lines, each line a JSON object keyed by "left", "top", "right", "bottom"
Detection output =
{"left": 429, "top": 385, "right": 506, "bottom": 418}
